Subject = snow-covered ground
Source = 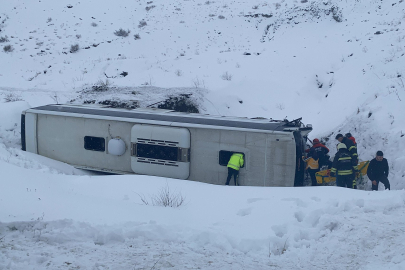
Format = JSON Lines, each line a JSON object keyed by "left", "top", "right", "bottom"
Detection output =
{"left": 0, "top": 0, "right": 404, "bottom": 268}
{"left": 1, "top": 164, "right": 405, "bottom": 269}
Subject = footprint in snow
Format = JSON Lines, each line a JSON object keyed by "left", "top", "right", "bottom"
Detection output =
{"left": 246, "top": 198, "right": 265, "bottom": 203}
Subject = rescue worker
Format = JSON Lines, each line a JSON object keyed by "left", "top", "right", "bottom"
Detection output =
{"left": 225, "top": 153, "right": 244, "bottom": 186}
{"left": 306, "top": 138, "right": 331, "bottom": 169}
{"left": 367, "top": 151, "right": 390, "bottom": 191}
{"left": 330, "top": 143, "right": 357, "bottom": 189}
{"left": 302, "top": 154, "right": 319, "bottom": 186}
{"left": 335, "top": 133, "right": 358, "bottom": 169}
{"left": 345, "top": 133, "right": 357, "bottom": 146}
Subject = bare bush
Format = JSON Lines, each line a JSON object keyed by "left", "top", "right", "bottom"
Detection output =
{"left": 3, "top": 45, "right": 13, "bottom": 52}
{"left": 134, "top": 33, "right": 141, "bottom": 40}
{"left": 221, "top": 71, "right": 233, "bottom": 81}
{"left": 91, "top": 79, "right": 110, "bottom": 92}
{"left": 138, "top": 185, "right": 185, "bottom": 208}
{"left": 331, "top": 6, "right": 343, "bottom": 22}
{"left": 4, "top": 93, "right": 23, "bottom": 102}
{"left": 46, "top": 17, "right": 52, "bottom": 23}
{"left": 114, "top": 28, "right": 130, "bottom": 37}
{"left": 138, "top": 20, "right": 147, "bottom": 28}
{"left": 0, "top": 36, "right": 9, "bottom": 43}
{"left": 70, "top": 44, "right": 79, "bottom": 53}
{"left": 175, "top": 69, "right": 183, "bottom": 76}
{"left": 192, "top": 77, "right": 205, "bottom": 88}
{"left": 252, "top": 5, "right": 259, "bottom": 9}
{"left": 276, "top": 103, "right": 285, "bottom": 110}
{"left": 91, "top": 22, "right": 98, "bottom": 27}
{"left": 218, "top": 15, "right": 225, "bottom": 19}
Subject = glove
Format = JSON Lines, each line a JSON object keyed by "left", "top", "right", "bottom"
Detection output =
{"left": 355, "top": 171, "right": 360, "bottom": 178}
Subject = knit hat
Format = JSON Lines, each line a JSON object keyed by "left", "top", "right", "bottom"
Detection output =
{"left": 313, "top": 138, "right": 320, "bottom": 144}
{"left": 335, "top": 134, "right": 343, "bottom": 140}
{"left": 337, "top": 143, "right": 347, "bottom": 150}
{"left": 376, "top": 151, "right": 383, "bottom": 156}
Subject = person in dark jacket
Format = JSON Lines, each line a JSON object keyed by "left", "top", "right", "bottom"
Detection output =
{"left": 330, "top": 143, "right": 357, "bottom": 189}
{"left": 367, "top": 151, "right": 390, "bottom": 190}
{"left": 345, "top": 133, "right": 357, "bottom": 146}
{"left": 306, "top": 138, "right": 331, "bottom": 168}
{"left": 335, "top": 133, "right": 358, "bottom": 169}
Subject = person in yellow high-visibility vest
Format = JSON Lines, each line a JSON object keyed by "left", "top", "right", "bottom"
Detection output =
{"left": 225, "top": 153, "right": 244, "bottom": 186}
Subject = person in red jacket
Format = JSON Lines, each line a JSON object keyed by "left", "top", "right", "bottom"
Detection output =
{"left": 345, "top": 133, "right": 357, "bottom": 146}
{"left": 305, "top": 138, "right": 331, "bottom": 169}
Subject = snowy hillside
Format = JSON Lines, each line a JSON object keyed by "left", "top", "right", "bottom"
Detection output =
{"left": 0, "top": 0, "right": 405, "bottom": 268}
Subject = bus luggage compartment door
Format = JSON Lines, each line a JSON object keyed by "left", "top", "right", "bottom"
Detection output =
{"left": 130, "top": 124, "right": 190, "bottom": 179}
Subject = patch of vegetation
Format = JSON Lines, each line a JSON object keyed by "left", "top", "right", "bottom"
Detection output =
{"left": 83, "top": 99, "right": 139, "bottom": 109}
{"left": 99, "top": 100, "right": 138, "bottom": 109}
{"left": 138, "top": 20, "right": 147, "bottom": 28}
{"left": 70, "top": 44, "right": 79, "bottom": 53}
{"left": 137, "top": 185, "right": 185, "bottom": 208}
{"left": 4, "top": 93, "right": 23, "bottom": 102}
{"left": 90, "top": 79, "right": 111, "bottom": 92}
{"left": 155, "top": 94, "right": 199, "bottom": 113}
{"left": 0, "top": 36, "right": 9, "bottom": 43}
{"left": 114, "top": 28, "right": 130, "bottom": 37}
{"left": 221, "top": 71, "right": 233, "bottom": 81}
{"left": 3, "top": 45, "right": 13, "bottom": 52}
{"left": 145, "top": 5, "right": 156, "bottom": 11}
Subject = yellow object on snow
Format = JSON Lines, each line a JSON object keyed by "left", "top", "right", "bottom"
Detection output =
{"left": 315, "top": 160, "right": 370, "bottom": 185}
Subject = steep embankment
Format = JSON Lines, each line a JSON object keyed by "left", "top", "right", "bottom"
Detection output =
{"left": 0, "top": 0, "right": 404, "bottom": 187}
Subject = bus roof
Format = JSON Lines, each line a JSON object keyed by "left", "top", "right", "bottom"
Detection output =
{"left": 27, "top": 104, "right": 311, "bottom": 133}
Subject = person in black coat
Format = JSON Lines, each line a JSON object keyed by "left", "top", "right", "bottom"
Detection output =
{"left": 367, "top": 151, "right": 390, "bottom": 190}
{"left": 306, "top": 138, "right": 331, "bottom": 168}
{"left": 330, "top": 143, "right": 357, "bottom": 189}
{"left": 335, "top": 133, "right": 358, "bottom": 168}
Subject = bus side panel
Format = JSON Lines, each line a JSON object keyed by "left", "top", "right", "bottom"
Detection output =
{"left": 25, "top": 113, "right": 38, "bottom": 154}
{"left": 188, "top": 128, "right": 295, "bottom": 187}
{"left": 265, "top": 134, "right": 296, "bottom": 187}
{"left": 36, "top": 114, "right": 133, "bottom": 173}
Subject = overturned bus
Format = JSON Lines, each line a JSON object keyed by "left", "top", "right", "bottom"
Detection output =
{"left": 21, "top": 104, "right": 312, "bottom": 187}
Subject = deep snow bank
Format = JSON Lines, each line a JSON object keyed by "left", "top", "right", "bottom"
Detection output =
{"left": 1, "top": 160, "right": 405, "bottom": 269}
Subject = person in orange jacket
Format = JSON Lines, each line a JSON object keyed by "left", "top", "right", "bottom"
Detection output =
{"left": 302, "top": 154, "right": 319, "bottom": 186}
